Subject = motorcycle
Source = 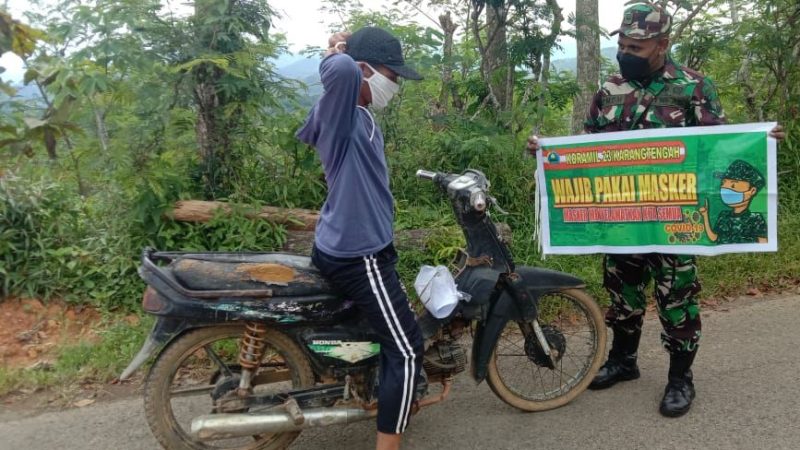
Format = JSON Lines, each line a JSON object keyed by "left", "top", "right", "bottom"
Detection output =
{"left": 120, "top": 169, "right": 606, "bottom": 449}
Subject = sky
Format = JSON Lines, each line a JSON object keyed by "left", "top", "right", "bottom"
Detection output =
{"left": 266, "top": 0, "right": 628, "bottom": 53}
{"left": 1, "top": 0, "right": 629, "bottom": 83}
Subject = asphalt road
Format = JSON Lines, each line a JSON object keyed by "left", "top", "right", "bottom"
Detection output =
{"left": 1, "top": 293, "right": 799, "bottom": 450}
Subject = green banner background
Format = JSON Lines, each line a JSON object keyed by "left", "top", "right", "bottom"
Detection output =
{"left": 537, "top": 124, "right": 776, "bottom": 254}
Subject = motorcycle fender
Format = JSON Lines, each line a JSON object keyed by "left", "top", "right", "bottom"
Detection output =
{"left": 118, "top": 317, "right": 189, "bottom": 381}
{"left": 471, "top": 319, "right": 501, "bottom": 383}
{"left": 470, "top": 267, "right": 587, "bottom": 383}
{"left": 513, "top": 266, "right": 586, "bottom": 299}
{"left": 470, "top": 294, "right": 517, "bottom": 383}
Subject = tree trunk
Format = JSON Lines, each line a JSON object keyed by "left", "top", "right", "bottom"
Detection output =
{"left": 93, "top": 106, "right": 109, "bottom": 153}
{"left": 571, "top": 0, "right": 600, "bottom": 134}
{"left": 438, "top": 12, "right": 459, "bottom": 112}
{"left": 169, "top": 200, "right": 320, "bottom": 231}
{"left": 194, "top": 79, "right": 220, "bottom": 196}
{"left": 531, "top": 0, "right": 563, "bottom": 135}
{"left": 193, "top": 0, "right": 231, "bottom": 199}
{"left": 533, "top": 51, "right": 551, "bottom": 137}
{"left": 281, "top": 224, "right": 512, "bottom": 255}
{"left": 485, "top": 2, "right": 510, "bottom": 111}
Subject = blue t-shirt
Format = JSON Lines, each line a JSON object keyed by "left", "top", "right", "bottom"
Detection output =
{"left": 295, "top": 54, "right": 394, "bottom": 258}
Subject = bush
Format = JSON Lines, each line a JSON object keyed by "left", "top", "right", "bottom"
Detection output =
{"left": 0, "top": 171, "right": 290, "bottom": 310}
{"left": 0, "top": 174, "right": 83, "bottom": 298}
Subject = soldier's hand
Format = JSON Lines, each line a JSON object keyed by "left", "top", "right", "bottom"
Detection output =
{"left": 769, "top": 124, "right": 786, "bottom": 141}
{"left": 527, "top": 134, "right": 541, "bottom": 157}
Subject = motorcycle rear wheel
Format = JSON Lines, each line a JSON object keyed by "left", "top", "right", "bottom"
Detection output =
{"left": 143, "top": 325, "right": 314, "bottom": 450}
{"left": 486, "top": 288, "right": 606, "bottom": 412}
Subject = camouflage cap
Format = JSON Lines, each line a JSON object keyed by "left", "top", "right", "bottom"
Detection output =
{"left": 717, "top": 160, "right": 766, "bottom": 191}
{"left": 611, "top": 2, "right": 672, "bottom": 40}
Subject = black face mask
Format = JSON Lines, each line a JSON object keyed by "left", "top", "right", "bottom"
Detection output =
{"left": 617, "top": 52, "right": 652, "bottom": 81}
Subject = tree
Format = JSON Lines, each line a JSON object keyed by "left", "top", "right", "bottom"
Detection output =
{"left": 186, "top": 0, "right": 290, "bottom": 198}
{"left": 508, "top": 0, "right": 564, "bottom": 135}
{"left": 469, "top": 0, "right": 511, "bottom": 111}
{"left": 570, "top": 0, "right": 599, "bottom": 134}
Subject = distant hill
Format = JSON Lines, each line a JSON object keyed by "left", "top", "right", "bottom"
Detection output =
{"left": 278, "top": 57, "right": 320, "bottom": 79}
{"left": 274, "top": 47, "right": 619, "bottom": 87}
{"left": 2, "top": 49, "right": 620, "bottom": 112}
{"left": 551, "top": 46, "right": 617, "bottom": 73}
{"left": 275, "top": 56, "right": 322, "bottom": 107}
{"left": 275, "top": 49, "right": 624, "bottom": 107}
{"left": 1, "top": 83, "right": 42, "bottom": 101}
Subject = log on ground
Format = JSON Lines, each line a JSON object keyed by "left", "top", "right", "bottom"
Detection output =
{"left": 169, "top": 200, "right": 319, "bottom": 231}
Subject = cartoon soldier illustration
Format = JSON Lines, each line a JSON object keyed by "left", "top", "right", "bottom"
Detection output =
{"left": 699, "top": 159, "right": 767, "bottom": 244}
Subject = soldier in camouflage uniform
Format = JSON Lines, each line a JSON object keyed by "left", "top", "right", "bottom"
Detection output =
{"left": 700, "top": 159, "right": 768, "bottom": 244}
{"left": 576, "top": 2, "right": 724, "bottom": 418}
{"left": 526, "top": 0, "right": 785, "bottom": 418}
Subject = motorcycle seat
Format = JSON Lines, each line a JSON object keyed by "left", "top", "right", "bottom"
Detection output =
{"left": 169, "top": 254, "right": 335, "bottom": 298}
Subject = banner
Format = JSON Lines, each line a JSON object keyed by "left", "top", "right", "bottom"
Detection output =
{"left": 536, "top": 123, "right": 778, "bottom": 255}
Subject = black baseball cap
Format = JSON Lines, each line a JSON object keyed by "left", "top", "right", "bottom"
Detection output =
{"left": 345, "top": 27, "right": 423, "bottom": 80}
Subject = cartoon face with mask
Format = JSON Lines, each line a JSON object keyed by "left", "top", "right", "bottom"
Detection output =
{"left": 699, "top": 159, "right": 768, "bottom": 244}
{"left": 719, "top": 179, "right": 757, "bottom": 207}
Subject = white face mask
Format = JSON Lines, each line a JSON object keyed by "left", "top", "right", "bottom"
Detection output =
{"left": 364, "top": 63, "right": 399, "bottom": 110}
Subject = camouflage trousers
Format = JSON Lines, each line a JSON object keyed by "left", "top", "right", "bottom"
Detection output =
{"left": 603, "top": 253, "right": 702, "bottom": 354}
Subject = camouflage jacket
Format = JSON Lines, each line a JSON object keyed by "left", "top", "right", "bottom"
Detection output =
{"left": 714, "top": 210, "right": 767, "bottom": 244}
{"left": 584, "top": 59, "right": 726, "bottom": 133}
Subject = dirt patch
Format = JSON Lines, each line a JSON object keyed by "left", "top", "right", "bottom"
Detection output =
{"left": 0, "top": 298, "right": 139, "bottom": 415}
{"left": 0, "top": 298, "right": 103, "bottom": 370}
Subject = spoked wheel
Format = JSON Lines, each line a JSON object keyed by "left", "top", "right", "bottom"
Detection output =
{"left": 487, "top": 288, "right": 606, "bottom": 412}
{"left": 143, "top": 325, "right": 314, "bottom": 450}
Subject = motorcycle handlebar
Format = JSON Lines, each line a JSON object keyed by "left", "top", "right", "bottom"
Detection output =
{"left": 417, "top": 168, "right": 490, "bottom": 212}
{"left": 415, "top": 169, "right": 439, "bottom": 180}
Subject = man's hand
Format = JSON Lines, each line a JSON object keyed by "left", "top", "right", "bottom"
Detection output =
{"left": 527, "top": 134, "right": 541, "bottom": 157}
{"left": 325, "top": 31, "right": 352, "bottom": 57}
{"left": 769, "top": 124, "right": 786, "bottom": 141}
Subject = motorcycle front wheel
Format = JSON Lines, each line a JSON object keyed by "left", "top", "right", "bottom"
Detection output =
{"left": 486, "top": 288, "right": 606, "bottom": 412}
{"left": 143, "top": 325, "right": 314, "bottom": 450}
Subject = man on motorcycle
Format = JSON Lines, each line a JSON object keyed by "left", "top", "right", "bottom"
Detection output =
{"left": 528, "top": 1, "right": 786, "bottom": 418}
{"left": 296, "top": 27, "right": 425, "bottom": 450}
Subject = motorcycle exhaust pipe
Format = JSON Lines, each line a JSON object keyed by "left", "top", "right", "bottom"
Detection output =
{"left": 191, "top": 407, "right": 376, "bottom": 440}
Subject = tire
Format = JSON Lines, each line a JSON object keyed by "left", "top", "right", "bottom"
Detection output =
{"left": 143, "top": 325, "right": 315, "bottom": 450}
{"left": 486, "top": 288, "right": 606, "bottom": 412}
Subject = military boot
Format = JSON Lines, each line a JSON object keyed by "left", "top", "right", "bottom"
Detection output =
{"left": 659, "top": 351, "right": 697, "bottom": 417}
{"left": 588, "top": 327, "right": 641, "bottom": 390}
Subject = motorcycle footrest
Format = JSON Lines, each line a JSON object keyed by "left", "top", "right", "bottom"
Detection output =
{"left": 283, "top": 398, "right": 305, "bottom": 425}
